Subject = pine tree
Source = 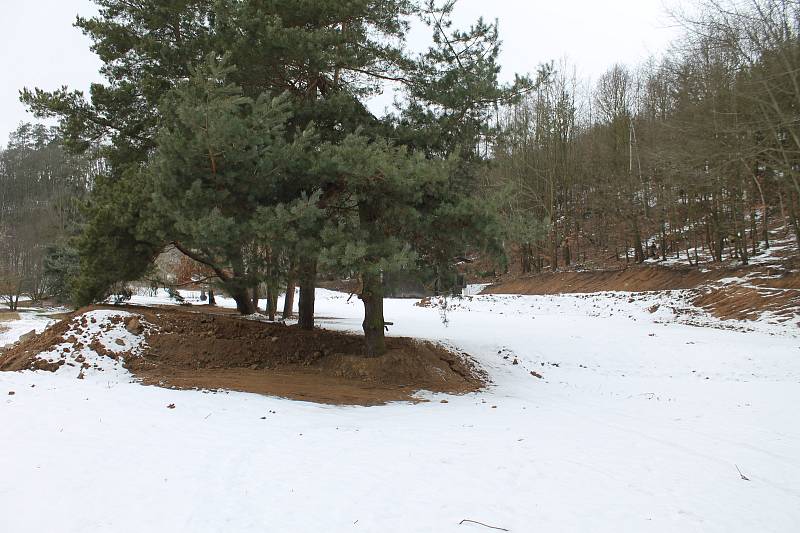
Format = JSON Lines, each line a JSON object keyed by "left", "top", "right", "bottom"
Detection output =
{"left": 139, "top": 56, "right": 315, "bottom": 314}
{"left": 22, "top": 0, "right": 415, "bottom": 323}
{"left": 319, "top": 134, "right": 499, "bottom": 356}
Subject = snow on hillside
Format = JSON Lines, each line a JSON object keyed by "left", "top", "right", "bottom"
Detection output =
{"left": 1, "top": 289, "right": 799, "bottom": 532}
{"left": 642, "top": 222, "right": 797, "bottom": 269}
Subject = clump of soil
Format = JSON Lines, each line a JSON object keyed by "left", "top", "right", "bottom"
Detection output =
{"left": 0, "top": 305, "right": 485, "bottom": 406}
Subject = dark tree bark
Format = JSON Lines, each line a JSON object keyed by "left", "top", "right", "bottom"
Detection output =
{"left": 297, "top": 257, "right": 316, "bottom": 330}
{"left": 520, "top": 243, "right": 531, "bottom": 274}
{"left": 266, "top": 282, "right": 277, "bottom": 321}
{"left": 360, "top": 270, "right": 386, "bottom": 357}
{"left": 208, "top": 288, "right": 216, "bottom": 306}
{"left": 227, "top": 283, "right": 256, "bottom": 315}
{"left": 251, "top": 283, "right": 260, "bottom": 313}
{"left": 282, "top": 276, "right": 295, "bottom": 319}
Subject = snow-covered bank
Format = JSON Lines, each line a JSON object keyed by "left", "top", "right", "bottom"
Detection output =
{"left": 1, "top": 289, "right": 799, "bottom": 532}
{"left": 0, "top": 310, "right": 55, "bottom": 347}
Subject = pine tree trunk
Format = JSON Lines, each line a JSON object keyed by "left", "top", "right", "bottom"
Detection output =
{"left": 282, "top": 277, "right": 295, "bottom": 319}
{"left": 208, "top": 288, "right": 216, "bottom": 306}
{"left": 228, "top": 284, "right": 256, "bottom": 315}
{"left": 266, "top": 283, "right": 277, "bottom": 321}
{"left": 251, "top": 283, "right": 260, "bottom": 313}
{"left": 297, "top": 258, "right": 316, "bottom": 330}
{"left": 360, "top": 270, "right": 386, "bottom": 357}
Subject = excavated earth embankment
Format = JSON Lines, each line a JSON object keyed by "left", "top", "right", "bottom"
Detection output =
{"left": 482, "top": 265, "right": 732, "bottom": 295}
{"left": 0, "top": 305, "right": 485, "bottom": 406}
{"left": 482, "top": 264, "right": 800, "bottom": 323}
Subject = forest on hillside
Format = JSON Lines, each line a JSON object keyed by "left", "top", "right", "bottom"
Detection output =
{"left": 489, "top": 0, "right": 800, "bottom": 273}
{"left": 1, "top": 0, "right": 800, "bottom": 349}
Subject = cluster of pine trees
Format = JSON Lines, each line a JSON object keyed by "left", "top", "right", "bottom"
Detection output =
{"left": 489, "top": 0, "right": 800, "bottom": 273}
{"left": 22, "top": 0, "right": 529, "bottom": 355}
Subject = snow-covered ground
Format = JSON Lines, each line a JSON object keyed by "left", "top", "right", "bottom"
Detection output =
{"left": 0, "top": 309, "right": 57, "bottom": 347}
{"left": 1, "top": 289, "right": 799, "bottom": 532}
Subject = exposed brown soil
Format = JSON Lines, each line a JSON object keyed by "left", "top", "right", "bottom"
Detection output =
{"left": 482, "top": 263, "right": 800, "bottom": 323}
{"left": 0, "top": 305, "right": 485, "bottom": 406}
{"left": 692, "top": 272, "right": 800, "bottom": 322}
{"left": 482, "top": 265, "right": 733, "bottom": 295}
{"left": 0, "top": 317, "right": 74, "bottom": 371}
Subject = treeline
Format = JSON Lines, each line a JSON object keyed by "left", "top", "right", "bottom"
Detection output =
{"left": 0, "top": 124, "right": 99, "bottom": 309}
{"left": 490, "top": 0, "right": 800, "bottom": 273}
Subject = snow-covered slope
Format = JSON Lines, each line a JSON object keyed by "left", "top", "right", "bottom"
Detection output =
{"left": 1, "top": 289, "right": 798, "bottom": 533}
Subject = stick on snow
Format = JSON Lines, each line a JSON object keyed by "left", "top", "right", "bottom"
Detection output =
{"left": 459, "top": 519, "right": 509, "bottom": 531}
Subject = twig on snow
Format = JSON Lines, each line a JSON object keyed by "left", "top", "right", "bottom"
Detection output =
{"left": 735, "top": 464, "right": 750, "bottom": 481}
{"left": 459, "top": 519, "right": 509, "bottom": 531}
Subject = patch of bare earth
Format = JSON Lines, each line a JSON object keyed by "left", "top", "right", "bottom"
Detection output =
{"left": 692, "top": 271, "right": 800, "bottom": 323}
{"left": 482, "top": 265, "right": 735, "bottom": 295}
{"left": 482, "top": 263, "right": 800, "bottom": 324}
{"left": 0, "top": 305, "right": 485, "bottom": 406}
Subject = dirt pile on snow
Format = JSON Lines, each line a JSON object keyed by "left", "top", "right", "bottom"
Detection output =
{"left": 1, "top": 305, "right": 484, "bottom": 405}
{"left": 129, "top": 307, "right": 483, "bottom": 404}
{"left": 0, "top": 309, "right": 152, "bottom": 378}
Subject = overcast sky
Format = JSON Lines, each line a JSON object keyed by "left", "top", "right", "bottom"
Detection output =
{"left": 0, "top": 0, "right": 680, "bottom": 145}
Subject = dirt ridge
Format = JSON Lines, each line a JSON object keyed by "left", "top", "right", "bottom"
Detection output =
{"left": 0, "top": 305, "right": 485, "bottom": 405}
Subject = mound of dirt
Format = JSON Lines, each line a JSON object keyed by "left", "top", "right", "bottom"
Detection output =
{"left": 0, "top": 305, "right": 484, "bottom": 406}
{"left": 0, "top": 309, "right": 153, "bottom": 375}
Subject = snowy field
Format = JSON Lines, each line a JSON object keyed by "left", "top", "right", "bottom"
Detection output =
{"left": 1, "top": 289, "right": 799, "bottom": 532}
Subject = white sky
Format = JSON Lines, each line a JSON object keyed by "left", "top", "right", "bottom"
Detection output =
{"left": 0, "top": 0, "right": 680, "bottom": 145}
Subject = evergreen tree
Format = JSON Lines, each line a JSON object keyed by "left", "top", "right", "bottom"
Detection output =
{"left": 22, "top": 0, "right": 416, "bottom": 325}
{"left": 138, "top": 56, "right": 315, "bottom": 314}
{"left": 319, "top": 134, "right": 499, "bottom": 356}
